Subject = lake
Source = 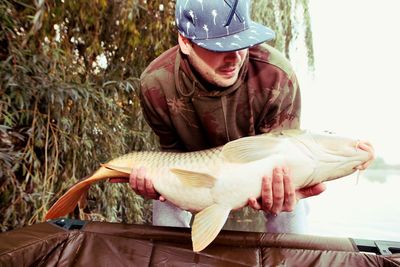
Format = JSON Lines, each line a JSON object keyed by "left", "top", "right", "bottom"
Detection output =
{"left": 307, "top": 169, "right": 400, "bottom": 242}
{"left": 223, "top": 168, "right": 400, "bottom": 243}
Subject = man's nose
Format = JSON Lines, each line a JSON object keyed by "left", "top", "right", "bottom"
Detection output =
{"left": 224, "top": 51, "right": 241, "bottom": 63}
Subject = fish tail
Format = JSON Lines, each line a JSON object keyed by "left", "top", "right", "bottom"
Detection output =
{"left": 45, "top": 166, "right": 130, "bottom": 220}
{"left": 45, "top": 182, "right": 91, "bottom": 220}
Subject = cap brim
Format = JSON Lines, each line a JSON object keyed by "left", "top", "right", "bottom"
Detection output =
{"left": 191, "top": 22, "right": 275, "bottom": 52}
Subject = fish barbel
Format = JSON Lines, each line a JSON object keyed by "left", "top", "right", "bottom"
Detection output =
{"left": 45, "top": 129, "right": 371, "bottom": 252}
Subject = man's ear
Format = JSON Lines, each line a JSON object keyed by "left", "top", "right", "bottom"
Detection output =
{"left": 178, "top": 34, "right": 192, "bottom": 55}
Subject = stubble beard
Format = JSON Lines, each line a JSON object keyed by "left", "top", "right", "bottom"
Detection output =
{"left": 189, "top": 58, "right": 241, "bottom": 88}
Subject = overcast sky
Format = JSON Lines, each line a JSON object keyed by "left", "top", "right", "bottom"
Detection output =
{"left": 295, "top": 0, "right": 400, "bottom": 164}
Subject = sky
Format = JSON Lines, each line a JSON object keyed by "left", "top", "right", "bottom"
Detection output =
{"left": 294, "top": 0, "right": 400, "bottom": 164}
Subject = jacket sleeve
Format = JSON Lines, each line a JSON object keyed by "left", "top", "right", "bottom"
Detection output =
{"left": 258, "top": 71, "right": 301, "bottom": 133}
{"left": 139, "top": 81, "right": 186, "bottom": 152}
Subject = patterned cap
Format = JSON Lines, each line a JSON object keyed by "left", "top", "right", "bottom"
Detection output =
{"left": 175, "top": 0, "right": 275, "bottom": 52}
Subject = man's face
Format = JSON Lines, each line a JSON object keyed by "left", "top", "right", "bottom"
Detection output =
{"left": 187, "top": 44, "right": 248, "bottom": 87}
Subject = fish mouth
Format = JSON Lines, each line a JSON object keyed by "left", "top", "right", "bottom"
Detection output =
{"left": 294, "top": 131, "right": 370, "bottom": 160}
{"left": 289, "top": 131, "right": 370, "bottom": 175}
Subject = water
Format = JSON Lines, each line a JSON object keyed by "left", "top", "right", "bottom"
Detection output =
{"left": 223, "top": 168, "right": 400, "bottom": 243}
{"left": 307, "top": 169, "right": 400, "bottom": 242}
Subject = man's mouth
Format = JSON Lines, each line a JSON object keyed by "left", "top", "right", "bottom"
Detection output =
{"left": 218, "top": 66, "right": 237, "bottom": 77}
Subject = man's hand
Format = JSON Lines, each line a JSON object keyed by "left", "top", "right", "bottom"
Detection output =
{"left": 248, "top": 166, "right": 326, "bottom": 215}
{"left": 122, "top": 166, "right": 165, "bottom": 201}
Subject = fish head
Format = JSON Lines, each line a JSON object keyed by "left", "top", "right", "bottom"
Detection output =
{"left": 283, "top": 130, "right": 372, "bottom": 183}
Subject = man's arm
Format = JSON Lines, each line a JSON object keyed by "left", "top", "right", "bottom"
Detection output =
{"left": 249, "top": 54, "right": 327, "bottom": 214}
{"left": 124, "top": 81, "right": 185, "bottom": 200}
{"left": 139, "top": 85, "right": 185, "bottom": 151}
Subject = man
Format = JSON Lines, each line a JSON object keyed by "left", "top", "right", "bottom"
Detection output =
{"left": 129, "top": 0, "right": 374, "bottom": 232}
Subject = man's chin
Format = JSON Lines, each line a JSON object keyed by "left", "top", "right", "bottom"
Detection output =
{"left": 214, "top": 75, "right": 239, "bottom": 87}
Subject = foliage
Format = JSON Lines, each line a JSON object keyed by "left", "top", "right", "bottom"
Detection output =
{"left": 252, "top": 0, "right": 315, "bottom": 70}
{"left": 0, "top": 0, "right": 313, "bottom": 232}
{"left": 0, "top": 0, "right": 175, "bottom": 231}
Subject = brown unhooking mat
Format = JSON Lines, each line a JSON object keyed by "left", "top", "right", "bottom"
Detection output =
{"left": 0, "top": 219, "right": 399, "bottom": 267}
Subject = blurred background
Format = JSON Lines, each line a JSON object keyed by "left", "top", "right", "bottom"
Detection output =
{"left": 1, "top": 0, "right": 399, "bottom": 242}
{"left": 300, "top": 0, "right": 400, "bottom": 242}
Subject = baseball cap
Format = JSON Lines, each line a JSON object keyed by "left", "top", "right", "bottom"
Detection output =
{"left": 175, "top": 0, "right": 276, "bottom": 52}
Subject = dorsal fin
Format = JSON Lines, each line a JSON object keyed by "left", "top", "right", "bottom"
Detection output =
{"left": 221, "top": 134, "right": 282, "bottom": 163}
{"left": 170, "top": 168, "right": 216, "bottom": 188}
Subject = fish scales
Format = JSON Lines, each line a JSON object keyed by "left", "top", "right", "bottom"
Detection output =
{"left": 110, "top": 148, "right": 223, "bottom": 172}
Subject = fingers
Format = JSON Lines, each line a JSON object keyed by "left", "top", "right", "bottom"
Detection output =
{"left": 271, "top": 167, "right": 284, "bottom": 214}
{"left": 135, "top": 167, "right": 146, "bottom": 193}
{"left": 129, "top": 166, "right": 161, "bottom": 200}
{"left": 248, "top": 197, "right": 262, "bottom": 210}
{"left": 249, "top": 166, "right": 297, "bottom": 215}
{"left": 272, "top": 167, "right": 296, "bottom": 213}
{"left": 109, "top": 177, "right": 129, "bottom": 183}
{"left": 297, "top": 183, "right": 327, "bottom": 199}
{"left": 144, "top": 176, "right": 158, "bottom": 199}
{"left": 261, "top": 175, "right": 272, "bottom": 211}
{"left": 282, "top": 167, "right": 296, "bottom": 212}
{"left": 129, "top": 168, "right": 139, "bottom": 194}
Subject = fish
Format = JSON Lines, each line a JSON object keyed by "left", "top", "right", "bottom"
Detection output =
{"left": 45, "top": 129, "right": 371, "bottom": 252}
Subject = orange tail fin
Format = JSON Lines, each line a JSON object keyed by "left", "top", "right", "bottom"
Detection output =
{"left": 45, "top": 182, "right": 91, "bottom": 220}
{"left": 45, "top": 166, "right": 130, "bottom": 220}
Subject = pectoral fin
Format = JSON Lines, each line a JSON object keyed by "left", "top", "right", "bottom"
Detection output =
{"left": 222, "top": 134, "right": 281, "bottom": 163}
{"left": 191, "top": 204, "right": 231, "bottom": 252}
{"left": 170, "top": 168, "right": 216, "bottom": 188}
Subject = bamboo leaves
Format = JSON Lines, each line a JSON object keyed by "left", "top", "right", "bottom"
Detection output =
{"left": 252, "top": 0, "right": 315, "bottom": 70}
{"left": 0, "top": 0, "right": 314, "bottom": 231}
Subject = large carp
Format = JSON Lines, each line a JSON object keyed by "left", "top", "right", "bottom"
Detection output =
{"left": 45, "top": 129, "right": 372, "bottom": 252}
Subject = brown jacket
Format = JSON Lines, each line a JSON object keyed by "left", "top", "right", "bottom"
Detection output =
{"left": 140, "top": 43, "right": 301, "bottom": 152}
